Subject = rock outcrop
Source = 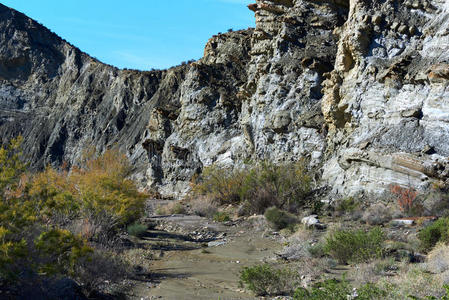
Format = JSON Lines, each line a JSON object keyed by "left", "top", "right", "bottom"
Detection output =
{"left": 322, "top": 0, "right": 449, "bottom": 195}
{"left": 0, "top": 0, "right": 448, "bottom": 198}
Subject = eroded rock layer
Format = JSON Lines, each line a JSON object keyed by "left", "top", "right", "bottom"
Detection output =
{"left": 0, "top": 0, "right": 448, "bottom": 197}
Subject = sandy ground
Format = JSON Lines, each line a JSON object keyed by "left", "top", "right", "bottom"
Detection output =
{"left": 128, "top": 215, "right": 282, "bottom": 300}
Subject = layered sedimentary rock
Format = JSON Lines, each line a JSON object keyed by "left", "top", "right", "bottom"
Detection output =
{"left": 0, "top": 0, "right": 448, "bottom": 197}
{"left": 321, "top": 0, "right": 449, "bottom": 194}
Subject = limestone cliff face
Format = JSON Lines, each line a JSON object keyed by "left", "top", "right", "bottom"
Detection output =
{"left": 322, "top": 0, "right": 449, "bottom": 195}
{"left": 0, "top": 1, "right": 448, "bottom": 198}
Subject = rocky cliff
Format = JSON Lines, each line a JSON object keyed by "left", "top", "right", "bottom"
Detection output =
{"left": 0, "top": 0, "right": 448, "bottom": 198}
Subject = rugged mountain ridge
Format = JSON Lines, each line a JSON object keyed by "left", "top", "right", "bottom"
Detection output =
{"left": 0, "top": 0, "right": 448, "bottom": 198}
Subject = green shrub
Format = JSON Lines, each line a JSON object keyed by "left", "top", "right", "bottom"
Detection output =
{"left": 324, "top": 227, "right": 385, "bottom": 264}
{"left": 192, "top": 161, "right": 312, "bottom": 214}
{"left": 240, "top": 264, "right": 298, "bottom": 296}
{"left": 418, "top": 218, "right": 449, "bottom": 252}
{"left": 264, "top": 207, "right": 297, "bottom": 230}
{"left": 308, "top": 243, "right": 326, "bottom": 258}
{"left": 127, "top": 222, "right": 148, "bottom": 237}
{"left": 294, "top": 279, "right": 387, "bottom": 300}
{"left": 294, "top": 279, "right": 350, "bottom": 300}
{"left": 336, "top": 197, "right": 358, "bottom": 213}
{"left": 357, "top": 283, "right": 388, "bottom": 299}
{"left": 312, "top": 199, "right": 325, "bottom": 214}
{"left": 213, "top": 212, "right": 230, "bottom": 222}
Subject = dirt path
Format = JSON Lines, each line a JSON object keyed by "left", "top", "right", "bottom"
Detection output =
{"left": 129, "top": 215, "right": 282, "bottom": 300}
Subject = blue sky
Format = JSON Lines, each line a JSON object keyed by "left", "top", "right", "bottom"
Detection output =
{"left": 2, "top": 0, "right": 255, "bottom": 70}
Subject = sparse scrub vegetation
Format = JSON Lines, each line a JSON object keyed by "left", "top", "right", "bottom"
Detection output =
{"left": 426, "top": 243, "right": 449, "bottom": 274}
{"left": 308, "top": 242, "right": 326, "bottom": 258}
{"left": 349, "top": 258, "right": 398, "bottom": 285}
{"left": 239, "top": 264, "right": 299, "bottom": 296}
{"left": 294, "top": 278, "right": 387, "bottom": 300}
{"left": 127, "top": 222, "right": 148, "bottom": 237}
{"left": 191, "top": 161, "right": 312, "bottom": 215}
{"left": 378, "top": 265, "right": 445, "bottom": 299}
{"left": 418, "top": 217, "right": 449, "bottom": 252}
{"left": 4, "top": 140, "right": 448, "bottom": 299}
{"left": 335, "top": 197, "right": 358, "bottom": 213}
{"left": 293, "top": 275, "right": 449, "bottom": 300}
{"left": 156, "top": 201, "right": 186, "bottom": 215}
{"left": 74, "top": 249, "right": 132, "bottom": 295}
{"left": 362, "top": 203, "right": 392, "bottom": 225}
{"left": 323, "top": 227, "right": 385, "bottom": 264}
{"left": 264, "top": 206, "right": 297, "bottom": 230}
{"left": 213, "top": 211, "right": 231, "bottom": 222}
{"left": 189, "top": 196, "right": 218, "bottom": 217}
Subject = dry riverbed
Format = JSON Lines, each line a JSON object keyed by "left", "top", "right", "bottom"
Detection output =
{"left": 126, "top": 214, "right": 283, "bottom": 300}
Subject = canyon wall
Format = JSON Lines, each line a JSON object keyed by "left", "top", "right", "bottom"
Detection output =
{"left": 0, "top": 0, "right": 448, "bottom": 198}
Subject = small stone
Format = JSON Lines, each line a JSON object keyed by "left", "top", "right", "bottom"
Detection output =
{"left": 398, "top": 25, "right": 409, "bottom": 35}
{"left": 401, "top": 108, "right": 422, "bottom": 118}
{"left": 391, "top": 22, "right": 399, "bottom": 31}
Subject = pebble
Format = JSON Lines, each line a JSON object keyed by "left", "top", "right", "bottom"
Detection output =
{"left": 207, "top": 240, "right": 227, "bottom": 247}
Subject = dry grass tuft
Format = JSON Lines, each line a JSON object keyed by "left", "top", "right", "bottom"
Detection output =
{"left": 362, "top": 203, "right": 392, "bottom": 225}
{"left": 188, "top": 196, "right": 218, "bottom": 218}
{"left": 426, "top": 243, "right": 449, "bottom": 274}
{"left": 156, "top": 201, "right": 186, "bottom": 215}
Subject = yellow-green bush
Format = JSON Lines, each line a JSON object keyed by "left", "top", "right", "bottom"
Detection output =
{"left": 28, "top": 149, "right": 146, "bottom": 229}
{"left": 0, "top": 136, "right": 25, "bottom": 195}
{"left": 0, "top": 139, "right": 145, "bottom": 286}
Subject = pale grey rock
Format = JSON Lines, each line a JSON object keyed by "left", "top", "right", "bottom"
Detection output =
{"left": 391, "top": 219, "right": 415, "bottom": 226}
{"left": 207, "top": 240, "right": 227, "bottom": 247}
{"left": 301, "top": 215, "right": 325, "bottom": 229}
{"left": 301, "top": 215, "right": 319, "bottom": 227}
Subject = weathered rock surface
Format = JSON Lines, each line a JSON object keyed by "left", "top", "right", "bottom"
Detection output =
{"left": 0, "top": 0, "right": 448, "bottom": 198}
{"left": 322, "top": 0, "right": 449, "bottom": 195}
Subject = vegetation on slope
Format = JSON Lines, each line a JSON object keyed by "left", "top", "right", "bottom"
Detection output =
{"left": 0, "top": 137, "right": 146, "bottom": 296}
